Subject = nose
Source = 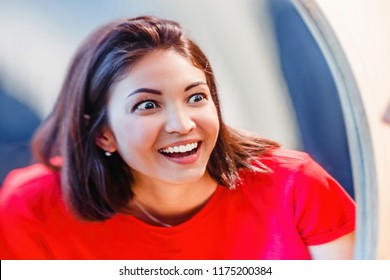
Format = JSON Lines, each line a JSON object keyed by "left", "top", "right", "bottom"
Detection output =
{"left": 164, "top": 105, "right": 196, "bottom": 134}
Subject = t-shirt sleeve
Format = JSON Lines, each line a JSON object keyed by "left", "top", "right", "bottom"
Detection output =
{"left": 0, "top": 203, "right": 52, "bottom": 259}
{"left": 0, "top": 168, "right": 56, "bottom": 259}
{"left": 292, "top": 154, "right": 356, "bottom": 246}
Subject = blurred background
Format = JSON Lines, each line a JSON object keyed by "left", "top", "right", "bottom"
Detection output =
{"left": 1, "top": 0, "right": 389, "bottom": 258}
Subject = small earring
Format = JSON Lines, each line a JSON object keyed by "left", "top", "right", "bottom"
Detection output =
{"left": 105, "top": 151, "right": 112, "bottom": 156}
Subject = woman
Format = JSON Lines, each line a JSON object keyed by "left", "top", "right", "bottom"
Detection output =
{"left": 0, "top": 16, "right": 355, "bottom": 259}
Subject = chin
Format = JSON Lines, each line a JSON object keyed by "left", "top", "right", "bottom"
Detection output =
{"left": 160, "top": 170, "right": 208, "bottom": 185}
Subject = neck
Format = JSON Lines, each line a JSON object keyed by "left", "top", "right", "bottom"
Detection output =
{"left": 130, "top": 173, "right": 218, "bottom": 225}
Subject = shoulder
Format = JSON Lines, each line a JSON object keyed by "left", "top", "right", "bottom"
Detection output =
{"left": 0, "top": 163, "right": 62, "bottom": 219}
{"left": 0, "top": 164, "right": 65, "bottom": 259}
{"left": 253, "top": 148, "right": 346, "bottom": 192}
{"left": 260, "top": 148, "right": 313, "bottom": 170}
{"left": 235, "top": 148, "right": 317, "bottom": 202}
{"left": 244, "top": 148, "right": 316, "bottom": 182}
{"left": 239, "top": 148, "right": 350, "bottom": 200}
{"left": 240, "top": 148, "right": 355, "bottom": 245}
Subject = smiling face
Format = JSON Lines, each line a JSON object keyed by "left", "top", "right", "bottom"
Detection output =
{"left": 99, "top": 50, "right": 220, "bottom": 187}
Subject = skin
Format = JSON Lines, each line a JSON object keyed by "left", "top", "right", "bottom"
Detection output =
{"left": 96, "top": 49, "right": 220, "bottom": 225}
{"left": 308, "top": 232, "right": 355, "bottom": 259}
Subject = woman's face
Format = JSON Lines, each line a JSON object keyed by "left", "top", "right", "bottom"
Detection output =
{"left": 104, "top": 50, "right": 219, "bottom": 186}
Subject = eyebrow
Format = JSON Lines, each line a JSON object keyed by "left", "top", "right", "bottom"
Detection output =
{"left": 184, "top": 81, "right": 208, "bottom": 91}
{"left": 127, "top": 88, "right": 161, "bottom": 98}
{"left": 127, "top": 81, "right": 208, "bottom": 98}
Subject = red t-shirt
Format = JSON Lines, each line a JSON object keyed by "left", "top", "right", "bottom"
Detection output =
{"left": 0, "top": 149, "right": 355, "bottom": 259}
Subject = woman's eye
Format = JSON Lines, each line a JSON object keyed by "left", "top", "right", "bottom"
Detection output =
{"left": 188, "top": 93, "right": 206, "bottom": 103}
{"left": 134, "top": 100, "right": 158, "bottom": 111}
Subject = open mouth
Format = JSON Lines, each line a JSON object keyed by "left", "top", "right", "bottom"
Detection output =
{"left": 159, "top": 141, "right": 201, "bottom": 158}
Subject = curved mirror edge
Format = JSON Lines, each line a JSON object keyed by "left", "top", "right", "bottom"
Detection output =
{"left": 291, "top": 0, "right": 378, "bottom": 259}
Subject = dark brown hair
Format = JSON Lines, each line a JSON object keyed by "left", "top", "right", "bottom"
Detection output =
{"left": 32, "top": 16, "right": 279, "bottom": 221}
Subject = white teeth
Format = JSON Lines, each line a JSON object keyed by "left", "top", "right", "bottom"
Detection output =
{"left": 160, "top": 142, "right": 198, "bottom": 154}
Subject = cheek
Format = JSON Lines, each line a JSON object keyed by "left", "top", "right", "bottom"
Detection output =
{"left": 198, "top": 106, "right": 220, "bottom": 137}
{"left": 111, "top": 117, "right": 161, "bottom": 152}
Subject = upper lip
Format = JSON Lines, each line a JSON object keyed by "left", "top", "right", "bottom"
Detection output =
{"left": 158, "top": 139, "right": 202, "bottom": 151}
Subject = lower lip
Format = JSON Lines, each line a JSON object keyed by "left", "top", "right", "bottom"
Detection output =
{"left": 160, "top": 142, "right": 202, "bottom": 165}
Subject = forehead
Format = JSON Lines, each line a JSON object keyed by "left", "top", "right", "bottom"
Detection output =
{"left": 124, "top": 50, "right": 206, "bottom": 85}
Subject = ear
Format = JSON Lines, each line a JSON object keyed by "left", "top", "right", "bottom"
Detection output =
{"left": 95, "top": 127, "right": 117, "bottom": 153}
